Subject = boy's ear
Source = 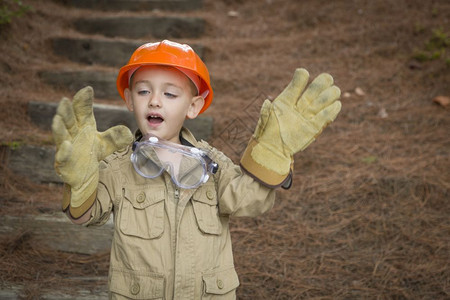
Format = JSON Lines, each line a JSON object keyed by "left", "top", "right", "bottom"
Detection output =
{"left": 124, "top": 88, "right": 134, "bottom": 112}
{"left": 187, "top": 96, "right": 205, "bottom": 119}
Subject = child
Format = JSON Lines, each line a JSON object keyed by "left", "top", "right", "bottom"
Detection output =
{"left": 52, "top": 40, "right": 341, "bottom": 299}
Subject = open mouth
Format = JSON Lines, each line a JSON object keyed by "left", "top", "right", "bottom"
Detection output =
{"left": 147, "top": 113, "right": 164, "bottom": 125}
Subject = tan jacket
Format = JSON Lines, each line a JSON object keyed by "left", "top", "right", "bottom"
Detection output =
{"left": 86, "top": 129, "right": 276, "bottom": 299}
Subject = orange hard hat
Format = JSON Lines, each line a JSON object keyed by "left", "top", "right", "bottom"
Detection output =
{"left": 116, "top": 40, "right": 213, "bottom": 114}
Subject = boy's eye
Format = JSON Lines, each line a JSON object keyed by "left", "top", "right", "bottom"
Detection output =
{"left": 164, "top": 92, "right": 177, "bottom": 98}
{"left": 137, "top": 90, "right": 150, "bottom": 96}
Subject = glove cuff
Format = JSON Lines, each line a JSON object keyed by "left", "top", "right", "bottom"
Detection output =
{"left": 240, "top": 137, "right": 293, "bottom": 188}
{"left": 62, "top": 182, "right": 97, "bottom": 219}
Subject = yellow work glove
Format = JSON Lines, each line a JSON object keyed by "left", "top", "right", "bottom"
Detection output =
{"left": 240, "top": 68, "right": 342, "bottom": 187}
{"left": 52, "top": 86, "right": 133, "bottom": 219}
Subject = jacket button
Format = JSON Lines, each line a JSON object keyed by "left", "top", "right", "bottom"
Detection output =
{"left": 130, "top": 282, "right": 140, "bottom": 295}
{"left": 136, "top": 192, "right": 146, "bottom": 203}
{"left": 206, "top": 190, "right": 214, "bottom": 200}
{"left": 217, "top": 279, "right": 224, "bottom": 289}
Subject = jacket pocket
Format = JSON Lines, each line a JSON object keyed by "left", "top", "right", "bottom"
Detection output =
{"left": 110, "top": 267, "right": 165, "bottom": 299}
{"left": 120, "top": 187, "right": 165, "bottom": 239}
{"left": 202, "top": 266, "right": 240, "bottom": 299}
{"left": 191, "top": 186, "right": 222, "bottom": 235}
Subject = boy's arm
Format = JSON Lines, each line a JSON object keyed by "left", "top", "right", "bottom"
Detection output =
{"left": 52, "top": 86, "right": 133, "bottom": 221}
{"left": 207, "top": 147, "right": 277, "bottom": 217}
{"left": 240, "top": 68, "right": 342, "bottom": 188}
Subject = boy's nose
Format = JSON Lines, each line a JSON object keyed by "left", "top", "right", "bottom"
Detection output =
{"left": 148, "top": 94, "right": 162, "bottom": 107}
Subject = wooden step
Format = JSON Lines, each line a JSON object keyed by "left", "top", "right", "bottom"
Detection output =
{"left": 51, "top": 37, "right": 205, "bottom": 67}
{"left": 29, "top": 101, "right": 137, "bottom": 133}
{"left": 74, "top": 16, "right": 205, "bottom": 39}
{"left": 60, "top": 0, "right": 202, "bottom": 11}
{"left": 39, "top": 69, "right": 118, "bottom": 99}
{"left": 2, "top": 144, "right": 61, "bottom": 184}
{"left": 0, "top": 282, "right": 108, "bottom": 299}
{"left": 0, "top": 213, "right": 113, "bottom": 255}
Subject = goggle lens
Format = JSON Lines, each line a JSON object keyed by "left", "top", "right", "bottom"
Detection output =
{"left": 131, "top": 135, "right": 217, "bottom": 189}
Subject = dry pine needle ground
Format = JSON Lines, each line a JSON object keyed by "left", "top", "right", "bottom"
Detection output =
{"left": 0, "top": 0, "right": 449, "bottom": 299}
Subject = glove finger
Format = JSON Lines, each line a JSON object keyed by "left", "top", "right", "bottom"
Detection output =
{"left": 275, "top": 68, "right": 309, "bottom": 107}
{"left": 55, "top": 97, "right": 77, "bottom": 137}
{"left": 297, "top": 73, "right": 334, "bottom": 112}
{"left": 52, "top": 114, "right": 71, "bottom": 148}
{"left": 312, "top": 100, "right": 342, "bottom": 130}
{"left": 55, "top": 140, "right": 73, "bottom": 166}
{"left": 97, "top": 125, "right": 133, "bottom": 160}
{"left": 72, "top": 86, "right": 96, "bottom": 127}
{"left": 253, "top": 99, "right": 272, "bottom": 138}
{"left": 308, "top": 85, "right": 341, "bottom": 115}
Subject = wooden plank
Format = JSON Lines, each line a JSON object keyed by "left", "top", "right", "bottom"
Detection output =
{"left": 60, "top": 0, "right": 202, "bottom": 11}
{"left": 74, "top": 16, "right": 205, "bottom": 39}
{"left": 3, "top": 144, "right": 61, "bottom": 184}
{"left": 38, "top": 69, "right": 118, "bottom": 99}
{"left": 51, "top": 37, "right": 205, "bottom": 67}
{"left": 0, "top": 213, "right": 113, "bottom": 255}
{"left": 28, "top": 101, "right": 138, "bottom": 133}
{"left": 0, "top": 285, "right": 19, "bottom": 300}
{"left": 0, "top": 283, "right": 108, "bottom": 299}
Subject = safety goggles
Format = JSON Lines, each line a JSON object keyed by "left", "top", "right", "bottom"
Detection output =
{"left": 131, "top": 134, "right": 219, "bottom": 189}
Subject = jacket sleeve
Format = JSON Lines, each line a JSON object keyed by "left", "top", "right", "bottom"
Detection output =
{"left": 208, "top": 145, "right": 277, "bottom": 217}
{"left": 84, "top": 160, "right": 115, "bottom": 227}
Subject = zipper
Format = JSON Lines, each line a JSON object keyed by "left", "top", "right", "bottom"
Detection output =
{"left": 173, "top": 186, "right": 180, "bottom": 296}
{"left": 174, "top": 188, "right": 180, "bottom": 202}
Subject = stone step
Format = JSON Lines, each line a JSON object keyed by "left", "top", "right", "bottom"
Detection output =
{"left": 51, "top": 37, "right": 205, "bottom": 67}
{"left": 0, "top": 213, "right": 113, "bottom": 255}
{"left": 28, "top": 101, "right": 213, "bottom": 141}
{"left": 74, "top": 16, "right": 205, "bottom": 39}
{"left": 60, "top": 0, "right": 202, "bottom": 11}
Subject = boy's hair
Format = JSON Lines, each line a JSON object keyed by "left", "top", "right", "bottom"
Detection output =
{"left": 116, "top": 40, "right": 213, "bottom": 114}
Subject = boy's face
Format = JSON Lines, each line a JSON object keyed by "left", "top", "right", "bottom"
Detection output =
{"left": 124, "top": 65, "right": 204, "bottom": 144}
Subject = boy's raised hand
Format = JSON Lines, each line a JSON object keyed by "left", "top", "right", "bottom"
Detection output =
{"left": 52, "top": 86, "right": 133, "bottom": 218}
{"left": 240, "top": 68, "right": 341, "bottom": 187}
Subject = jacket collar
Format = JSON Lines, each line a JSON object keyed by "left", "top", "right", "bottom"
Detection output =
{"left": 133, "top": 127, "right": 198, "bottom": 147}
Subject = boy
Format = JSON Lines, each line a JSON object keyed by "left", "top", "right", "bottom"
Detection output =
{"left": 52, "top": 40, "right": 341, "bottom": 299}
